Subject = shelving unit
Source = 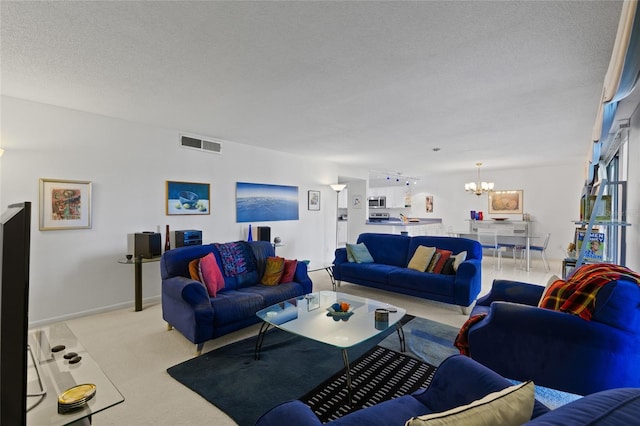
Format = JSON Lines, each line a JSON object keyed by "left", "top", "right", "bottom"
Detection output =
{"left": 572, "top": 178, "right": 631, "bottom": 269}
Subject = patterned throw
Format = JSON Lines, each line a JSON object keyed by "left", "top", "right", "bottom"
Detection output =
{"left": 454, "top": 314, "right": 487, "bottom": 356}
{"left": 213, "top": 241, "right": 257, "bottom": 277}
{"left": 454, "top": 263, "right": 640, "bottom": 356}
{"left": 539, "top": 263, "right": 640, "bottom": 320}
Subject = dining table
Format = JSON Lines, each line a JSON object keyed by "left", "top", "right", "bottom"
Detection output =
{"left": 453, "top": 231, "right": 540, "bottom": 271}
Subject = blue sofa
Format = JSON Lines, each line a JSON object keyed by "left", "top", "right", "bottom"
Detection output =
{"left": 332, "top": 233, "right": 482, "bottom": 313}
{"left": 255, "top": 354, "right": 640, "bottom": 425}
{"left": 161, "top": 241, "right": 312, "bottom": 355}
{"left": 467, "top": 277, "right": 640, "bottom": 396}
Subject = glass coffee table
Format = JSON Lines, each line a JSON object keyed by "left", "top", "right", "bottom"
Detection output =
{"left": 255, "top": 291, "right": 406, "bottom": 405}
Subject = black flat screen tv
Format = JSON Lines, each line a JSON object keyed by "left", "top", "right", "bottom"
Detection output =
{"left": 0, "top": 201, "right": 31, "bottom": 426}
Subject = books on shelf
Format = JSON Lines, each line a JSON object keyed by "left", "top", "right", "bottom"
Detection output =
{"left": 575, "top": 228, "right": 605, "bottom": 261}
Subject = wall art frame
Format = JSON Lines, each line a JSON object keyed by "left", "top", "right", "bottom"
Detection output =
{"left": 236, "top": 182, "right": 299, "bottom": 222}
{"left": 166, "top": 180, "right": 211, "bottom": 215}
{"left": 488, "top": 190, "right": 523, "bottom": 214}
{"left": 308, "top": 190, "right": 320, "bottom": 211}
{"left": 39, "top": 178, "right": 92, "bottom": 230}
{"left": 352, "top": 194, "right": 363, "bottom": 209}
{"left": 425, "top": 195, "right": 434, "bottom": 212}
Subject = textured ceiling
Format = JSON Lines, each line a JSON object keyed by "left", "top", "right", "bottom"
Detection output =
{"left": 1, "top": 1, "right": 624, "bottom": 178}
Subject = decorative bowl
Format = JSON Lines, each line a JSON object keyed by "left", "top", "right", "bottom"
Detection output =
{"left": 179, "top": 191, "right": 199, "bottom": 209}
{"left": 326, "top": 303, "right": 354, "bottom": 321}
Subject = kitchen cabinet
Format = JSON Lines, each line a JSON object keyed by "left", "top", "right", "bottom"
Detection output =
{"left": 367, "top": 187, "right": 410, "bottom": 208}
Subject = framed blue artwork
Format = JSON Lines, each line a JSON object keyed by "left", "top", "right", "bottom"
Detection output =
{"left": 236, "top": 182, "right": 299, "bottom": 222}
{"left": 166, "top": 181, "right": 210, "bottom": 215}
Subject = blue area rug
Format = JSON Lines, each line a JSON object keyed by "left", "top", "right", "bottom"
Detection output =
{"left": 167, "top": 316, "right": 411, "bottom": 426}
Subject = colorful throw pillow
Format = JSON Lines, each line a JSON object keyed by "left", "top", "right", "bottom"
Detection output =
{"left": 452, "top": 251, "right": 467, "bottom": 272}
{"left": 261, "top": 256, "right": 285, "bottom": 285}
{"left": 432, "top": 249, "right": 453, "bottom": 274}
{"left": 280, "top": 259, "right": 298, "bottom": 284}
{"left": 406, "top": 381, "right": 534, "bottom": 426}
{"left": 198, "top": 253, "right": 225, "bottom": 297}
{"left": 441, "top": 258, "right": 456, "bottom": 275}
{"left": 426, "top": 252, "right": 442, "bottom": 273}
{"left": 188, "top": 259, "right": 201, "bottom": 281}
{"left": 407, "top": 246, "right": 436, "bottom": 272}
{"left": 346, "top": 243, "right": 374, "bottom": 263}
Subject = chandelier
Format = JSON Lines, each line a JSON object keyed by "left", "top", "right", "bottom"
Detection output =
{"left": 464, "top": 163, "right": 494, "bottom": 196}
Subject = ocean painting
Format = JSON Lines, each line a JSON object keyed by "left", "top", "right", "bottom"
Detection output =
{"left": 236, "top": 182, "right": 299, "bottom": 222}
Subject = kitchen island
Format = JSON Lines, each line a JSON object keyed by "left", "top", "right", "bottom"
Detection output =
{"left": 365, "top": 218, "right": 443, "bottom": 236}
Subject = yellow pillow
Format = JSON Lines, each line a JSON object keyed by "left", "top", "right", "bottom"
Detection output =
{"left": 407, "top": 246, "right": 436, "bottom": 272}
{"left": 261, "top": 256, "right": 285, "bottom": 285}
{"left": 405, "top": 381, "right": 534, "bottom": 426}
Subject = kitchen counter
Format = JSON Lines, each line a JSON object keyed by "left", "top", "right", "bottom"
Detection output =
{"left": 365, "top": 218, "right": 442, "bottom": 226}
{"left": 364, "top": 218, "right": 443, "bottom": 236}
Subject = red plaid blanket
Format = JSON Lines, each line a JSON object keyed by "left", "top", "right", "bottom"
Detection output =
{"left": 539, "top": 263, "right": 640, "bottom": 320}
{"left": 454, "top": 313, "right": 487, "bottom": 356}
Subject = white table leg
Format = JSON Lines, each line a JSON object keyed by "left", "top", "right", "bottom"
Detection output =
{"left": 526, "top": 236, "right": 531, "bottom": 271}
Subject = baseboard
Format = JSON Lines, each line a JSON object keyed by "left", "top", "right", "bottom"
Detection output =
{"left": 28, "top": 295, "right": 162, "bottom": 328}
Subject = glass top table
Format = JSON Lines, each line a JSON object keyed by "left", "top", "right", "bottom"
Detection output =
{"left": 304, "top": 261, "right": 336, "bottom": 290}
{"left": 255, "top": 291, "right": 406, "bottom": 405}
{"left": 26, "top": 323, "right": 124, "bottom": 425}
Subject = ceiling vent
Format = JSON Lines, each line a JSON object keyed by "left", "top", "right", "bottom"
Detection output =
{"left": 180, "top": 135, "right": 222, "bottom": 154}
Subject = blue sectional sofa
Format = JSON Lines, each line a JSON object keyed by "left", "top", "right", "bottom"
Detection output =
{"left": 256, "top": 354, "right": 640, "bottom": 425}
{"left": 332, "top": 233, "right": 482, "bottom": 313}
{"left": 466, "top": 275, "right": 640, "bottom": 396}
{"left": 161, "top": 241, "right": 312, "bottom": 355}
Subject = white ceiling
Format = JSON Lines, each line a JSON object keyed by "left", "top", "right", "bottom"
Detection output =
{"left": 1, "top": 1, "right": 626, "bottom": 178}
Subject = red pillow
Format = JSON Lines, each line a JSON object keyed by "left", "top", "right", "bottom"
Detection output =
{"left": 198, "top": 253, "right": 225, "bottom": 297}
{"left": 432, "top": 249, "right": 453, "bottom": 274}
{"left": 280, "top": 259, "right": 298, "bottom": 283}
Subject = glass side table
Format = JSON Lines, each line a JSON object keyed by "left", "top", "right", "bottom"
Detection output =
{"left": 27, "top": 323, "right": 124, "bottom": 425}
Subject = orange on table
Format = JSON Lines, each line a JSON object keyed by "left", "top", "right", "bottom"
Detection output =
{"left": 340, "top": 302, "right": 350, "bottom": 312}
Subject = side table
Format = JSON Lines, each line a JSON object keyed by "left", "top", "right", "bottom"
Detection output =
{"left": 27, "top": 323, "right": 124, "bottom": 425}
{"left": 118, "top": 256, "right": 161, "bottom": 311}
{"left": 306, "top": 261, "right": 336, "bottom": 291}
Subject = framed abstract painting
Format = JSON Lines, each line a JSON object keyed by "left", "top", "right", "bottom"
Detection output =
{"left": 39, "top": 178, "right": 92, "bottom": 230}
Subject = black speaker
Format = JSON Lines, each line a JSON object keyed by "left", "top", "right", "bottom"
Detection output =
{"left": 257, "top": 226, "right": 271, "bottom": 242}
{"left": 134, "top": 232, "right": 161, "bottom": 259}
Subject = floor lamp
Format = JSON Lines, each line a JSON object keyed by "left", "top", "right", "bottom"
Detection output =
{"left": 330, "top": 184, "right": 347, "bottom": 250}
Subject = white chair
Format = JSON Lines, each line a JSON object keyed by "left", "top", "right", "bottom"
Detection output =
{"left": 477, "top": 229, "right": 507, "bottom": 269}
{"left": 521, "top": 233, "right": 551, "bottom": 272}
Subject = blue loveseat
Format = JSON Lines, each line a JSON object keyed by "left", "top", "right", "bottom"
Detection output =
{"left": 332, "top": 233, "right": 482, "bottom": 313}
{"left": 161, "top": 241, "right": 312, "bottom": 355}
{"left": 467, "top": 276, "right": 640, "bottom": 396}
{"left": 255, "top": 354, "right": 640, "bottom": 425}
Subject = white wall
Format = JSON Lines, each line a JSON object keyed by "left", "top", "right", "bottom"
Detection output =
{"left": 409, "top": 163, "right": 585, "bottom": 261}
{"left": 1, "top": 96, "right": 339, "bottom": 325}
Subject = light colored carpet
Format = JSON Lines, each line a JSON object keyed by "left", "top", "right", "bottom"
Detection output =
{"left": 63, "top": 258, "right": 560, "bottom": 425}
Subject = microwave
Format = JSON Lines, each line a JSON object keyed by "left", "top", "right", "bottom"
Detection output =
{"left": 368, "top": 196, "right": 386, "bottom": 209}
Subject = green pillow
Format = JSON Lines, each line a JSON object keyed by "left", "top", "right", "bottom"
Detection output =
{"left": 346, "top": 243, "right": 374, "bottom": 263}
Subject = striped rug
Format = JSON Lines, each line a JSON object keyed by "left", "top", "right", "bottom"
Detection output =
{"left": 300, "top": 345, "right": 436, "bottom": 423}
